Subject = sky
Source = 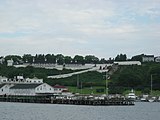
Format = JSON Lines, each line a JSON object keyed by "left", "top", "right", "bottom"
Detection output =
{"left": 0, "top": 0, "right": 160, "bottom": 59}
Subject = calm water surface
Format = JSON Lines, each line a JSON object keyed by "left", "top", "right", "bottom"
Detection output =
{"left": 0, "top": 102, "right": 160, "bottom": 120}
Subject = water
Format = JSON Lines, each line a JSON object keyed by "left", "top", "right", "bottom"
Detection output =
{"left": 0, "top": 102, "right": 160, "bottom": 120}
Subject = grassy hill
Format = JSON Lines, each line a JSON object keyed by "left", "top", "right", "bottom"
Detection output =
{"left": 45, "top": 63, "right": 160, "bottom": 94}
{"left": 109, "top": 63, "right": 160, "bottom": 94}
{"left": 0, "top": 63, "right": 160, "bottom": 95}
{"left": 45, "top": 71, "right": 105, "bottom": 86}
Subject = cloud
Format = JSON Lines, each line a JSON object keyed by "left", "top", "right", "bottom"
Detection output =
{"left": 0, "top": 0, "right": 160, "bottom": 58}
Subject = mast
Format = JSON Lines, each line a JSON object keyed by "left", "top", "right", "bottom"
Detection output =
{"left": 106, "top": 71, "right": 108, "bottom": 96}
{"left": 151, "top": 74, "right": 153, "bottom": 95}
{"left": 77, "top": 74, "right": 79, "bottom": 89}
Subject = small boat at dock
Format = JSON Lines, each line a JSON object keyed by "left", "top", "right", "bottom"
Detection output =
{"left": 127, "top": 89, "right": 136, "bottom": 101}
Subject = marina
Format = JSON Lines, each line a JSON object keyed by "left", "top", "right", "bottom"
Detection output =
{"left": 0, "top": 95, "right": 134, "bottom": 106}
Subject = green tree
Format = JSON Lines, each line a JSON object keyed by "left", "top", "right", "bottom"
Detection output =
{"left": 115, "top": 54, "right": 127, "bottom": 61}
{"left": 34, "top": 54, "right": 45, "bottom": 63}
{"left": 45, "top": 54, "right": 56, "bottom": 63}
{"left": 85, "top": 55, "right": 99, "bottom": 64}
{"left": 131, "top": 54, "right": 144, "bottom": 62}
{"left": 73, "top": 55, "right": 85, "bottom": 64}
{"left": 64, "top": 56, "right": 72, "bottom": 64}
{"left": 99, "top": 58, "right": 107, "bottom": 64}
{"left": 56, "top": 54, "right": 64, "bottom": 65}
{"left": 5, "top": 55, "right": 22, "bottom": 64}
{"left": 22, "top": 54, "right": 34, "bottom": 63}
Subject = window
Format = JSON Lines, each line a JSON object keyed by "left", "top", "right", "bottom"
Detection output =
{"left": 3, "top": 80, "right": 6, "bottom": 82}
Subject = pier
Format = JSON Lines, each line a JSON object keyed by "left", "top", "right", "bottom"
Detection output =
{"left": 0, "top": 95, "right": 134, "bottom": 106}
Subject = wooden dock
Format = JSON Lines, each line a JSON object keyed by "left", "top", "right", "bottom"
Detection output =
{"left": 0, "top": 95, "right": 134, "bottom": 106}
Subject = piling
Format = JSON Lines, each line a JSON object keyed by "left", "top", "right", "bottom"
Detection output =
{"left": 0, "top": 95, "right": 134, "bottom": 106}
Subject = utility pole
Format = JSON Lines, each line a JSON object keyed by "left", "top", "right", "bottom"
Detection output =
{"left": 106, "top": 72, "right": 108, "bottom": 96}
{"left": 151, "top": 74, "right": 157, "bottom": 95}
{"left": 76, "top": 74, "right": 79, "bottom": 93}
{"left": 151, "top": 74, "right": 153, "bottom": 95}
{"left": 77, "top": 74, "right": 79, "bottom": 89}
{"left": 81, "top": 81, "right": 83, "bottom": 94}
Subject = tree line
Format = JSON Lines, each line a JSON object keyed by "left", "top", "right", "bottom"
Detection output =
{"left": 0, "top": 53, "right": 157, "bottom": 66}
{"left": 1, "top": 54, "right": 112, "bottom": 65}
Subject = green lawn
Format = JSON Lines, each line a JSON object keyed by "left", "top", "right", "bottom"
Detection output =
{"left": 67, "top": 86, "right": 106, "bottom": 95}
{"left": 67, "top": 86, "right": 160, "bottom": 96}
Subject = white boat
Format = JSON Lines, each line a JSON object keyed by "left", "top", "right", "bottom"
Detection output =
{"left": 140, "top": 97, "right": 147, "bottom": 102}
{"left": 140, "top": 95, "right": 149, "bottom": 102}
{"left": 148, "top": 97, "right": 156, "bottom": 102}
{"left": 128, "top": 93, "right": 136, "bottom": 99}
{"left": 148, "top": 99, "right": 154, "bottom": 102}
{"left": 127, "top": 89, "right": 136, "bottom": 100}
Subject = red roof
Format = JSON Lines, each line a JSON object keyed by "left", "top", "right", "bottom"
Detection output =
{"left": 62, "top": 90, "right": 69, "bottom": 92}
{"left": 53, "top": 84, "right": 66, "bottom": 88}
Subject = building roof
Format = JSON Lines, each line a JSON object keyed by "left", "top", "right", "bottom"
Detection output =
{"left": 143, "top": 55, "right": 154, "bottom": 57}
{"left": 10, "top": 84, "right": 42, "bottom": 89}
{"left": 53, "top": 84, "right": 66, "bottom": 88}
{"left": 62, "top": 90, "right": 70, "bottom": 92}
{"left": 0, "top": 84, "right": 5, "bottom": 88}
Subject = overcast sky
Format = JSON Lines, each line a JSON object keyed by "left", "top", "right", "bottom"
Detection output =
{"left": 0, "top": 0, "right": 160, "bottom": 59}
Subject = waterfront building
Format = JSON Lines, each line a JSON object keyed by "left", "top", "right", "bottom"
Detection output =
{"left": 53, "top": 84, "right": 68, "bottom": 94}
{"left": 0, "top": 76, "right": 69, "bottom": 96}
{"left": 9, "top": 83, "right": 54, "bottom": 96}
{"left": 0, "top": 76, "right": 8, "bottom": 83}
{"left": 0, "top": 84, "right": 14, "bottom": 95}
{"left": 61, "top": 90, "right": 73, "bottom": 96}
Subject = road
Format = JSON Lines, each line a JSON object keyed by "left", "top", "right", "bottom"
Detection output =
{"left": 47, "top": 66, "right": 108, "bottom": 79}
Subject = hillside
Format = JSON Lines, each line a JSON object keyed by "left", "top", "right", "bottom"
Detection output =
{"left": 45, "top": 63, "right": 160, "bottom": 94}
{"left": 0, "top": 64, "right": 82, "bottom": 79}
{"left": 0, "top": 63, "right": 160, "bottom": 94}
{"left": 109, "top": 63, "right": 160, "bottom": 94}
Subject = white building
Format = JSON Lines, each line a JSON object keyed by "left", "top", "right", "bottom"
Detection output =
{"left": 155, "top": 56, "right": 160, "bottom": 62}
{"left": 7, "top": 59, "right": 14, "bottom": 66}
{"left": 9, "top": 83, "right": 54, "bottom": 96}
{"left": 26, "top": 77, "right": 43, "bottom": 83}
{"left": 142, "top": 55, "right": 154, "bottom": 62}
{"left": 61, "top": 90, "right": 73, "bottom": 96}
{"left": 0, "top": 76, "right": 8, "bottom": 83}
{"left": 53, "top": 84, "right": 68, "bottom": 94}
{"left": 0, "top": 76, "right": 54, "bottom": 96}
{"left": 0, "top": 76, "right": 43, "bottom": 84}
{"left": 114, "top": 61, "right": 141, "bottom": 66}
{"left": 0, "top": 76, "right": 69, "bottom": 96}
{"left": 0, "top": 84, "right": 13, "bottom": 95}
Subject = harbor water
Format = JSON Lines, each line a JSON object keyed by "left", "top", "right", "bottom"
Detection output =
{"left": 0, "top": 102, "right": 160, "bottom": 120}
